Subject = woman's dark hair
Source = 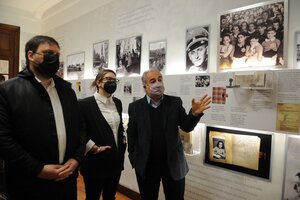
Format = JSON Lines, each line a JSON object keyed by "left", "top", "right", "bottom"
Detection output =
{"left": 25, "top": 35, "right": 60, "bottom": 66}
{"left": 91, "top": 68, "right": 116, "bottom": 91}
{"left": 216, "top": 141, "right": 224, "bottom": 149}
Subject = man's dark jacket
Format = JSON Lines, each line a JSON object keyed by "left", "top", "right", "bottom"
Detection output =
{"left": 127, "top": 95, "right": 203, "bottom": 181}
{"left": 0, "top": 68, "right": 85, "bottom": 199}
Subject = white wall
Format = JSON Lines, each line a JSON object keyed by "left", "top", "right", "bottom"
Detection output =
{"left": 3, "top": 0, "right": 300, "bottom": 199}
{"left": 41, "top": 0, "right": 300, "bottom": 77}
{"left": 44, "top": 0, "right": 300, "bottom": 199}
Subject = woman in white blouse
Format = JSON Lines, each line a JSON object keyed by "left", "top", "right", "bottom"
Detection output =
{"left": 79, "top": 69, "right": 126, "bottom": 200}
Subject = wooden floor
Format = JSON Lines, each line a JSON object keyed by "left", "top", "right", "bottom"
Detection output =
{"left": 77, "top": 174, "right": 132, "bottom": 200}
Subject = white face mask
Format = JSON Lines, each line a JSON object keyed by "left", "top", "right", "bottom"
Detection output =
{"left": 149, "top": 81, "right": 165, "bottom": 97}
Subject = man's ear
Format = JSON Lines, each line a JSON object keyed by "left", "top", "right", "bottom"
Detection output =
{"left": 27, "top": 51, "right": 35, "bottom": 62}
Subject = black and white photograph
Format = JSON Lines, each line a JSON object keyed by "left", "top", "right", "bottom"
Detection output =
{"left": 116, "top": 35, "right": 141, "bottom": 76}
{"left": 149, "top": 40, "right": 166, "bottom": 73}
{"left": 219, "top": 0, "right": 287, "bottom": 71}
{"left": 67, "top": 52, "right": 85, "bottom": 80}
{"left": 212, "top": 137, "right": 226, "bottom": 160}
{"left": 195, "top": 75, "right": 210, "bottom": 87}
{"left": 295, "top": 31, "right": 300, "bottom": 69}
{"left": 186, "top": 25, "right": 209, "bottom": 73}
{"left": 93, "top": 40, "right": 108, "bottom": 75}
{"left": 283, "top": 136, "right": 300, "bottom": 200}
{"left": 123, "top": 81, "right": 132, "bottom": 95}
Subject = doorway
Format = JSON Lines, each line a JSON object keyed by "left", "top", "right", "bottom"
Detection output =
{"left": 0, "top": 23, "right": 20, "bottom": 80}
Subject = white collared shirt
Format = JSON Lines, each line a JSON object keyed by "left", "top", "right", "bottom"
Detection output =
{"left": 86, "top": 92, "right": 120, "bottom": 153}
{"left": 146, "top": 95, "right": 163, "bottom": 108}
{"left": 37, "top": 78, "right": 66, "bottom": 164}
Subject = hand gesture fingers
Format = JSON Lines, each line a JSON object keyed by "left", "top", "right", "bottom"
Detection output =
{"left": 95, "top": 145, "right": 112, "bottom": 154}
{"left": 191, "top": 94, "right": 212, "bottom": 116}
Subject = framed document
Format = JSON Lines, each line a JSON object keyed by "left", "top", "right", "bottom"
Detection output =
{"left": 205, "top": 126, "right": 272, "bottom": 179}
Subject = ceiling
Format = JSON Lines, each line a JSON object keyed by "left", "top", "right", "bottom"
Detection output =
{"left": 0, "top": 0, "right": 64, "bottom": 19}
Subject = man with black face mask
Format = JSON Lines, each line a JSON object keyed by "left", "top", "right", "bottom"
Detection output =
{"left": 0, "top": 35, "right": 85, "bottom": 200}
{"left": 127, "top": 69, "right": 212, "bottom": 200}
{"left": 78, "top": 69, "right": 127, "bottom": 200}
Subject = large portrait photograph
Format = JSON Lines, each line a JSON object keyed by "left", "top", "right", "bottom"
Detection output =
{"left": 283, "top": 136, "right": 300, "bottom": 200}
{"left": 218, "top": 0, "right": 287, "bottom": 71}
{"left": 186, "top": 25, "right": 209, "bottom": 73}
{"left": 116, "top": 35, "right": 142, "bottom": 76}
{"left": 204, "top": 126, "right": 272, "bottom": 179}
{"left": 93, "top": 40, "right": 108, "bottom": 75}
{"left": 66, "top": 52, "right": 85, "bottom": 80}
{"left": 149, "top": 40, "right": 166, "bottom": 74}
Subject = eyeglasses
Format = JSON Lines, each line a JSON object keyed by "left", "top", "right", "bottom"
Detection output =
{"left": 34, "top": 51, "right": 60, "bottom": 57}
{"left": 101, "top": 77, "right": 119, "bottom": 83}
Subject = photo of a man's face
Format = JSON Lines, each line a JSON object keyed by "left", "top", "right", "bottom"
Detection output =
{"left": 186, "top": 26, "right": 209, "bottom": 73}
{"left": 188, "top": 45, "right": 207, "bottom": 68}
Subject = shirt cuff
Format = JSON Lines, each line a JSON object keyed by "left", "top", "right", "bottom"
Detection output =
{"left": 85, "top": 140, "right": 95, "bottom": 155}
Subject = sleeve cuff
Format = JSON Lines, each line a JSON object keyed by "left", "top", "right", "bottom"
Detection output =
{"left": 85, "top": 140, "right": 95, "bottom": 155}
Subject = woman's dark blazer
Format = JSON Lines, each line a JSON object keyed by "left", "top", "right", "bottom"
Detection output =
{"left": 79, "top": 96, "right": 126, "bottom": 179}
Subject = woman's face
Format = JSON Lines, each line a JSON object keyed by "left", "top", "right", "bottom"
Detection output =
{"left": 218, "top": 142, "right": 223, "bottom": 148}
{"left": 222, "top": 36, "right": 231, "bottom": 45}
{"left": 232, "top": 26, "right": 240, "bottom": 34}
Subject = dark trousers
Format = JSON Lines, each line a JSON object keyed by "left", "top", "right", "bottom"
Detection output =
{"left": 7, "top": 176, "right": 77, "bottom": 200}
{"left": 135, "top": 165, "right": 185, "bottom": 200}
{"left": 83, "top": 171, "right": 121, "bottom": 200}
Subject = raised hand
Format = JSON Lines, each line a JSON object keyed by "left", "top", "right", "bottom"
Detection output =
{"left": 191, "top": 94, "right": 212, "bottom": 116}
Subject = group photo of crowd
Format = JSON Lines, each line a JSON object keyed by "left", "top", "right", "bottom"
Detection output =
{"left": 219, "top": 1, "right": 285, "bottom": 70}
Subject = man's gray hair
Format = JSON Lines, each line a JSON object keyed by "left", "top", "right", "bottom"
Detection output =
{"left": 141, "top": 69, "right": 162, "bottom": 86}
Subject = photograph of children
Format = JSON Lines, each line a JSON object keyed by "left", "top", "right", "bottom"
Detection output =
{"left": 283, "top": 136, "right": 300, "bottom": 200}
{"left": 195, "top": 75, "right": 210, "bottom": 88}
{"left": 93, "top": 40, "right": 108, "bottom": 75}
{"left": 67, "top": 52, "right": 85, "bottom": 80}
{"left": 149, "top": 40, "right": 166, "bottom": 73}
{"left": 186, "top": 25, "right": 209, "bottom": 73}
{"left": 212, "top": 137, "right": 226, "bottom": 160}
{"left": 116, "top": 35, "right": 141, "bottom": 76}
{"left": 219, "top": 1, "right": 286, "bottom": 71}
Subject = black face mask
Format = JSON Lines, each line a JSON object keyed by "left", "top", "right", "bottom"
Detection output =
{"left": 37, "top": 53, "right": 59, "bottom": 77}
{"left": 103, "top": 81, "right": 117, "bottom": 94}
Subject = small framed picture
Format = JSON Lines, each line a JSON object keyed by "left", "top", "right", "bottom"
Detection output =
{"left": 66, "top": 52, "right": 85, "bottom": 80}
{"left": 93, "top": 40, "right": 109, "bottom": 75}
{"left": 149, "top": 40, "right": 167, "bottom": 74}
{"left": 116, "top": 35, "right": 142, "bottom": 76}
